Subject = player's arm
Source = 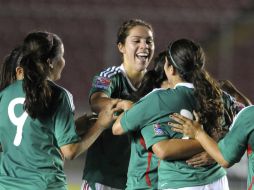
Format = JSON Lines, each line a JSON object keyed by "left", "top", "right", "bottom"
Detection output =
{"left": 219, "top": 79, "right": 252, "bottom": 106}
{"left": 90, "top": 92, "right": 116, "bottom": 113}
{"left": 60, "top": 100, "right": 120, "bottom": 160}
{"left": 112, "top": 113, "right": 125, "bottom": 135}
{"left": 90, "top": 92, "right": 133, "bottom": 114}
{"left": 75, "top": 113, "right": 97, "bottom": 136}
{"left": 151, "top": 139, "right": 203, "bottom": 160}
{"left": 112, "top": 100, "right": 134, "bottom": 135}
{"left": 170, "top": 113, "right": 230, "bottom": 167}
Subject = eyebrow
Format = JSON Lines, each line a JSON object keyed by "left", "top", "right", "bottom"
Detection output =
{"left": 130, "top": 36, "right": 154, "bottom": 39}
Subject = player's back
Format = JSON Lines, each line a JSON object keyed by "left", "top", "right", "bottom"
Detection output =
{"left": 0, "top": 80, "right": 70, "bottom": 189}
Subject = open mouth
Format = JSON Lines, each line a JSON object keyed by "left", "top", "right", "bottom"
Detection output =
{"left": 136, "top": 52, "right": 149, "bottom": 62}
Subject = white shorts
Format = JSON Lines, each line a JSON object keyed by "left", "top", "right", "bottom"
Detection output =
{"left": 163, "top": 175, "right": 229, "bottom": 190}
{"left": 81, "top": 180, "right": 123, "bottom": 190}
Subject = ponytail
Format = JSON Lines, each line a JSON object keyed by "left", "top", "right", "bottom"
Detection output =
{"left": 20, "top": 31, "right": 62, "bottom": 119}
{"left": 21, "top": 53, "right": 52, "bottom": 119}
{"left": 167, "top": 39, "right": 224, "bottom": 138}
{"left": 192, "top": 68, "right": 224, "bottom": 138}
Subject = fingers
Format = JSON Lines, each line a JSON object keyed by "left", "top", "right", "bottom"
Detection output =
{"left": 186, "top": 154, "right": 206, "bottom": 167}
{"left": 193, "top": 111, "right": 200, "bottom": 122}
{"left": 187, "top": 160, "right": 206, "bottom": 167}
{"left": 169, "top": 113, "right": 188, "bottom": 125}
{"left": 168, "top": 122, "right": 184, "bottom": 133}
{"left": 110, "top": 99, "right": 121, "bottom": 108}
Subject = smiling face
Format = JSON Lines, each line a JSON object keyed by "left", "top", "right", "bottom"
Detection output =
{"left": 118, "top": 25, "right": 155, "bottom": 73}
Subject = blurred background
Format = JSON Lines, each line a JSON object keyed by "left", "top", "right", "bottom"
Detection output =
{"left": 0, "top": 0, "right": 253, "bottom": 189}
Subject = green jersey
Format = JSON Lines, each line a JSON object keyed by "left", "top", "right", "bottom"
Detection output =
{"left": 83, "top": 65, "right": 137, "bottom": 189}
{"left": 121, "top": 130, "right": 158, "bottom": 190}
{"left": 121, "top": 83, "right": 226, "bottom": 189}
{"left": 218, "top": 106, "right": 254, "bottom": 190}
{"left": 0, "top": 80, "right": 80, "bottom": 190}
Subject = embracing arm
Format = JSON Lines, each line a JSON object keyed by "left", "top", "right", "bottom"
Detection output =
{"left": 90, "top": 92, "right": 116, "bottom": 113}
{"left": 170, "top": 113, "right": 230, "bottom": 168}
{"left": 112, "top": 100, "right": 134, "bottom": 135}
{"left": 152, "top": 139, "right": 203, "bottom": 160}
{"left": 60, "top": 120, "right": 106, "bottom": 160}
{"left": 193, "top": 130, "right": 230, "bottom": 168}
{"left": 112, "top": 113, "right": 125, "bottom": 135}
{"left": 60, "top": 100, "right": 120, "bottom": 160}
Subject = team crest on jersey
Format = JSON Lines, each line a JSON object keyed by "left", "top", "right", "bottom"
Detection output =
{"left": 94, "top": 76, "right": 111, "bottom": 89}
{"left": 153, "top": 123, "right": 164, "bottom": 135}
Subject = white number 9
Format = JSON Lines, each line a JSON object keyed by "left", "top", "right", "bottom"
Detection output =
{"left": 8, "top": 98, "right": 28, "bottom": 146}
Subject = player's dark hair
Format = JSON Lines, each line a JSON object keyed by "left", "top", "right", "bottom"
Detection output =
{"left": 166, "top": 39, "right": 224, "bottom": 137}
{"left": 131, "top": 51, "right": 167, "bottom": 101}
{"left": 0, "top": 46, "right": 23, "bottom": 91}
{"left": 20, "top": 31, "right": 63, "bottom": 119}
{"left": 117, "top": 19, "right": 153, "bottom": 45}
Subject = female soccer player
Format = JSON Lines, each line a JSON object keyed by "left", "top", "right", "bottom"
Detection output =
{"left": 113, "top": 39, "right": 230, "bottom": 190}
{"left": 0, "top": 31, "right": 118, "bottom": 190}
{"left": 81, "top": 19, "right": 155, "bottom": 190}
{"left": 170, "top": 106, "right": 254, "bottom": 190}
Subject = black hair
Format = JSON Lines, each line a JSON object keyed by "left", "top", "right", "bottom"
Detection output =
{"left": 166, "top": 39, "right": 224, "bottom": 137}
{"left": 0, "top": 46, "right": 23, "bottom": 91}
{"left": 20, "top": 31, "right": 63, "bottom": 119}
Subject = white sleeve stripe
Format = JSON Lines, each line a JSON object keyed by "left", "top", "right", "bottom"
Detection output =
{"left": 64, "top": 89, "right": 75, "bottom": 112}
{"left": 99, "top": 66, "right": 121, "bottom": 78}
{"left": 100, "top": 66, "right": 116, "bottom": 77}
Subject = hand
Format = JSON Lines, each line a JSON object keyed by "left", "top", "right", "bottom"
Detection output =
{"left": 97, "top": 99, "right": 122, "bottom": 130}
{"left": 186, "top": 151, "right": 215, "bottom": 167}
{"left": 75, "top": 113, "right": 98, "bottom": 136}
{"left": 169, "top": 111, "right": 203, "bottom": 139}
{"left": 116, "top": 100, "right": 133, "bottom": 111}
{"left": 218, "top": 80, "right": 237, "bottom": 95}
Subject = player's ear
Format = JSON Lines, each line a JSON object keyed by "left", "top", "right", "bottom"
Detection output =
{"left": 16, "top": 66, "right": 24, "bottom": 80}
{"left": 118, "top": 42, "right": 126, "bottom": 54}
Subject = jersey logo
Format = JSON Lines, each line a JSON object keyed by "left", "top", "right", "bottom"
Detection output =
{"left": 8, "top": 98, "right": 28, "bottom": 146}
{"left": 153, "top": 123, "right": 164, "bottom": 135}
{"left": 93, "top": 76, "right": 111, "bottom": 89}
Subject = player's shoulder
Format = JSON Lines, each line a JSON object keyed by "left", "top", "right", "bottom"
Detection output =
{"left": 97, "top": 65, "right": 122, "bottom": 78}
{"left": 140, "top": 88, "right": 167, "bottom": 101}
{"left": 239, "top": 105, "right": 254, "bottom": 115}
{"left": 49, "top": 81, "right": 75, "bottom": 112}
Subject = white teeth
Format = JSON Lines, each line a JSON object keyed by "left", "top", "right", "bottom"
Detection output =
{"left": 137, "top": 52, "right": 148, "bottom": 56}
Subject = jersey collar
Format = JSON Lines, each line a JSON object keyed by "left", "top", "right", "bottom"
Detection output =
{"left": 119, "top": 64, "right": 139, "bottom": 91}
{"left": 174, "top": 82, "right": 194, "bottom": 89}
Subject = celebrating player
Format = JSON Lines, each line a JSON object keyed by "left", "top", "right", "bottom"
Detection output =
{"left": 113, "top": 39, "right": 231, "bottom": 189}
{"left": 0, "top": 31, "right": 118, "bottom": 190}
{"left": 81, "top": 19, "right": 155, "bottom": 190}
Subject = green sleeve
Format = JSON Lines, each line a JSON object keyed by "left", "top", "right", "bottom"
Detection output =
{"left": 54, "top": 92, "right": 80, "bottom": 147}
{"left": 89, "top": 74, "right": 116, "bottom": 98}
{"left": 141, "top": 124, "right": 169, "bottom": 150}
{"left": 120, "top": 92, "right": 160, "bottom": 133}
{"left": 218, "top": 106, "right": 254, "bottom": 164}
